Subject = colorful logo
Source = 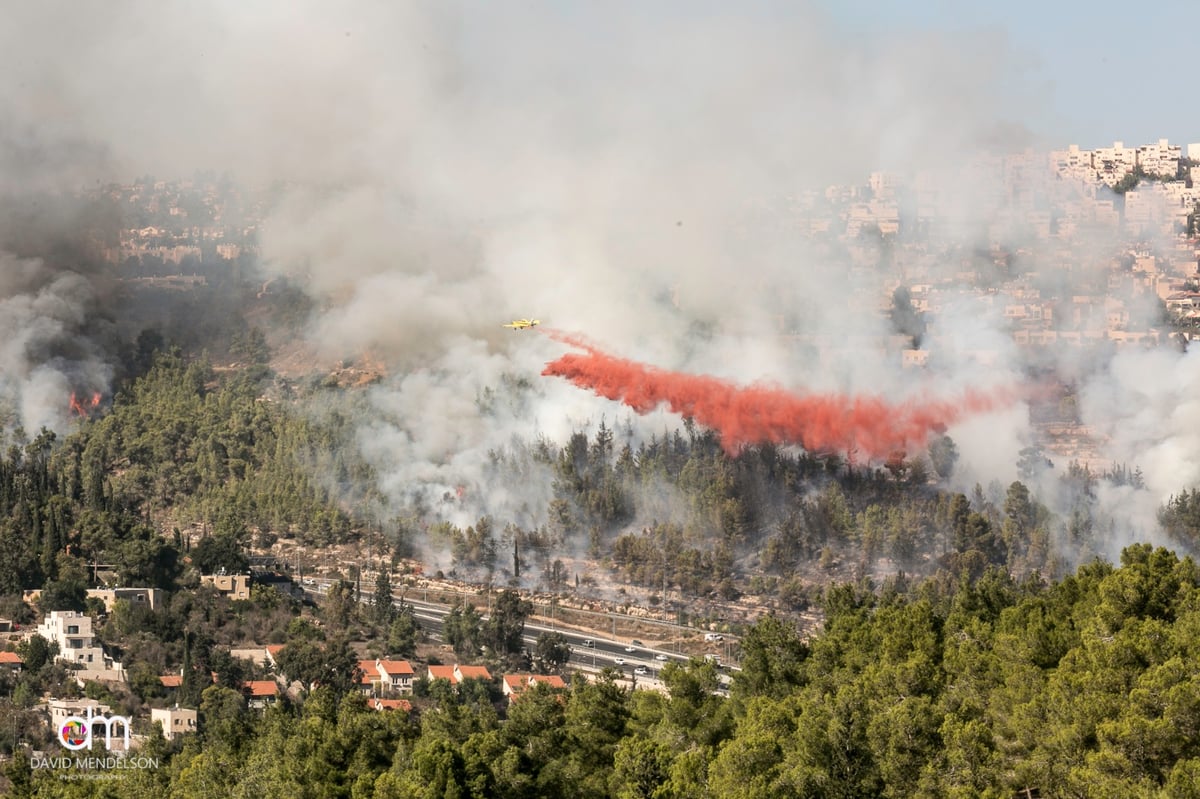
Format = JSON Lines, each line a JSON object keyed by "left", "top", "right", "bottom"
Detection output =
{"left": 60, "top": 720, "right": 88, "bottom": 748}
{"left": 58, "top": 707, "right": 131, "bottom": 752}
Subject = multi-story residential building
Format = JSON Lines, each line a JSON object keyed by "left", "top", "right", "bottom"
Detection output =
{"left": 868, "top": 171, "right": 899, "bottom": 200}
{"left": 377, "top": 660, "right": 415, "bottom": 694}
{"left": 1125, "top": 184, "right": 1175, "bottom": 233}
{"left": 1136, "top": 138, "right": 1181, "bottom": 178}
{"left": 1091, "top": 141, "right": 1138, "bottom": 185}
{"left": 359, "top": 659, "right": 415, "bottom": 696}
{"left": 37, "top": 612, "right": 112, "bottom": 674}
{"left": 1050, "top": 144, "right": 1096, "bottom": 183}
{"left": 151, "top": 706, "right": 197, "bottom": 740}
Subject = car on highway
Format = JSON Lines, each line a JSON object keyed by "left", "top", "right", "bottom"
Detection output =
{"left": 614, "top": 658, "right": 626, "bottom": 666}
{"left": 654, "top": 654, "right": 669, "bottom": 661}
{"left": 582, "top": 639, "right": 595, "bottom": 648}
{"left": 634, "top": 666, "right": 648, "bottom": 675}
{"left": 623, "top": 645, "right": 636, "bottom": 653}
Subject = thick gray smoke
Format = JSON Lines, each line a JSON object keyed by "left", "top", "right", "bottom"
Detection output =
{"left": 5, "top": 1, "right": 1195, "bottom": 565}
{"left": 0, "top": 255, "right": 112, "bottom": 435}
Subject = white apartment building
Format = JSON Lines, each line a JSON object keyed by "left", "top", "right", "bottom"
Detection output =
{"left": 1049, "top": 144, "right": 1097, "bottom": 183}
{"left": 868, "top": 171, "right": 899, "bottom": 200}
{"left": 844, "top": 201, "right": 900, "bottom": 237}
{"left": 37, "top": 611, "right": 124, "bottom": 681}
{"left": 1136, "top": 139, "right": 1181, "bottom": 178}
{"left": 1125, "top": 184, "right": 1172, "bottom": 227}
{"left": 151, "top": 706, "right": 198, "bottom": 740}
{"left": 1092, "top": 141, "right": 1138, "bottom": 185}
{"left": 38, "top": 611, "right": 106, "bottom": 668}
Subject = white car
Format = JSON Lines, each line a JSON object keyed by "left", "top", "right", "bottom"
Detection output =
{"left": 614, "top": 658, "right": 626, "bottom": 666}
{"left": 654, "top": 654, "right": 669, "bottom": 661}
{"left": 634, "top": 666, "right": 648, "bottom": 675}
{"left": 624, "top": 645, "right": 636, "bottom": 653}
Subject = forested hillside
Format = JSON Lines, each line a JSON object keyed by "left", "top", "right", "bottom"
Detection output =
{"left": 8, "top": 545, "right": 1200, "bottom": 797}
{"left": 0, "top": 349, "right": 369, "bottom": 606}
{"left": 5, "top": 339, "right": 1200, "bottom": 798}
{"left": 445, "top": 416, "right": 1193, "bottom": 608}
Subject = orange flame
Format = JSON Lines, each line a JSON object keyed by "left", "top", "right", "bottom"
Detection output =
{"left": 68, "top": 392, "right": 102, "bottom": 419}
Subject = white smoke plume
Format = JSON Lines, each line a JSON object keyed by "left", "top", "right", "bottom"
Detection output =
{"left": 4, "top": 0, "right": 1196, "bottom": 565}
{"left": 0, "top": 253, "right": 112, "bottom": 436}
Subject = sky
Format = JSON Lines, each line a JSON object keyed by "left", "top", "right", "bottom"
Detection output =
{"left": 824, "top": 0, "right": 1197, "bottom": 149}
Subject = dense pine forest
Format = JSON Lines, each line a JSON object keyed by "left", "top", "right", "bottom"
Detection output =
{"left": 0, "top": 349, "right": 371, "bottom": 607}
{"left": 4, "top": 333, "right": 1200, "bottom": 797}
{"left": 7, "top": 546, "right": 1200, "bottom": 796}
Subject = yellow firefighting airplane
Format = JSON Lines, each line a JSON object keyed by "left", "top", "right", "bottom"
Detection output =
{"left": 502, "top": 318, "right": 540, "bottom": 330}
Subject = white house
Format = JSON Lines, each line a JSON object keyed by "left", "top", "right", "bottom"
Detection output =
{"left": 151, "top": 706, "right": 198, "bottom": 740}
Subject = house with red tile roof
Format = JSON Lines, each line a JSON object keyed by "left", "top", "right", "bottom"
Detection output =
{"left": 453, "top": 665, "right": 491, "bottom": 683}
{"left": 377, "top": 660, "right": 415, "bottom": 694}
{"left": 0, "top": 651, "right": 23, "bottom": 672}
{"left": 358, "top": 660, "right": 381, "bottom": 695}
{"left": 371, "top": 698, "right": 412, "bottom": 712}
{"left": 427, "top": 664, "right": 457, "bottom": 685}
{"left": 243, "top": 680, "right": 280, "bottom": 710}
{"left": 359, "top": 659, "right": 415, "bottom": 695}
{"left": 265, "top": 644, "right": 285, "bottom": 668}
{"left": 501, "top": 674, "right": 567, "bottom": 704}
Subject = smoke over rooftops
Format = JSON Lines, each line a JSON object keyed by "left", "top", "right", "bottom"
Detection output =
{"left": 4, "top": 2, "right": 1193, "bottom": 566}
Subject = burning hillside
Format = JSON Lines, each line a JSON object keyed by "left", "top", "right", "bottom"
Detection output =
{"left": 68, "top": 391, "right": 101, "bottom": 419}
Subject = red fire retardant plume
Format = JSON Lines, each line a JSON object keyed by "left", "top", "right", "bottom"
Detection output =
{"left": 542, "top": 340, "right": 1018, "bottom": 459}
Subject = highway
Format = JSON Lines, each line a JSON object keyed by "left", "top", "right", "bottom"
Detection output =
{"left": 403, "top": 596, "right": 691, "bottom": 685}
{"left": 299, "top": 579, "right": 724, "bottom": 689}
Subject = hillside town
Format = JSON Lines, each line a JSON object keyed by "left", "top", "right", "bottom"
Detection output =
{"left": 101, "top": 138, "right": 1200, "bottom": 363}
{"left": 2, "top": 136, "right": 1200, "bottom": 782}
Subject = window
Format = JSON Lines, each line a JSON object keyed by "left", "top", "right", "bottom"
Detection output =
{"left": 67, "top": 625, "right": 79, "bottom": 635}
